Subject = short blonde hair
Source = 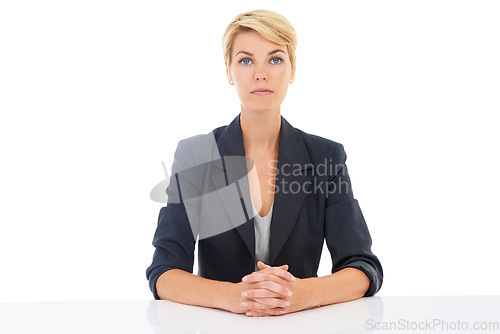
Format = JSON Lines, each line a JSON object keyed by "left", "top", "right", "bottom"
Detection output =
{"left": 222, "top": 9, "right": 297, "bottom": 78}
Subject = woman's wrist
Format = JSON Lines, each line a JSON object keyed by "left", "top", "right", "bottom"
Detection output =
{"left": 281, "top": 277, "right": 319, "bottom": 313}
{"left": 220, "top": 281, "right": 245, "bottom": 313}
{"left": 298, "top": 277, "right": 321, "bottom": 309}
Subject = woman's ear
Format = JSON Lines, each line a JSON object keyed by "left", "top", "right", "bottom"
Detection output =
{"left": 225, "top": 62, "right": 233, "bottom": 85}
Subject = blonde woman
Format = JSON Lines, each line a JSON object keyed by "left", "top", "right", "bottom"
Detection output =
{"left": 147, "top": 9, "right": 383, "bottom": 317}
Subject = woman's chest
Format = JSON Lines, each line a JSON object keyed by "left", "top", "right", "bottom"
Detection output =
{"left": 247, "top": 155, "right": 277, "bottom": 217}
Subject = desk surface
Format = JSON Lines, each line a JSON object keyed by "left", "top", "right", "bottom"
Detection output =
{"left": 1, "top": 296, "right": 499, "bottom": 333}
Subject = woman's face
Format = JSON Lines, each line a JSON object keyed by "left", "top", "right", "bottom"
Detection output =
{"left": 226, "top": 31, "right": 293, "bottom": 114}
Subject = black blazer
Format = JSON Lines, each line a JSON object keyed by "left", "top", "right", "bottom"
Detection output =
{"left": 146, "top": 113, "right": 383, "bottom": 299}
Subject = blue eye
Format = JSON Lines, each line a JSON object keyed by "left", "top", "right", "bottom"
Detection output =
{"left": 240, "top": 58, "right": 251, "bottom": 65}
{"left": 271, "top": 57, "right": 282, "bottom": 64}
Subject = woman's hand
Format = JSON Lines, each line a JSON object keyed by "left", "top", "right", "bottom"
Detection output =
{"left": 223, "top": 262, "right": 290, "bottom": 314}
{"left": 241, "top": 261, "right": 313, "bottom": 317}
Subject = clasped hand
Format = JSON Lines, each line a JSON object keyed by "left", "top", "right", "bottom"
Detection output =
{"left": 239, "top": 261, "right": 303, "bottom": 317}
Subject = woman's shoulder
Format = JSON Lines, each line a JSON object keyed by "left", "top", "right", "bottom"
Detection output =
{"left": 296, "top": 127, "right": 340, "bottom": 147}
{"left": 293, "top": 126, "right": 346, "bottom": 160}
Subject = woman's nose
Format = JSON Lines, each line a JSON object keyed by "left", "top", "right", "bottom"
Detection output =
{"left": 254, "top": 67, "right": 268, "bottom": 81}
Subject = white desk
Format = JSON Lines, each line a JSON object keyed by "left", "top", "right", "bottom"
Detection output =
{"left": 1, "top": 296, "right": 499, "bottom": 333}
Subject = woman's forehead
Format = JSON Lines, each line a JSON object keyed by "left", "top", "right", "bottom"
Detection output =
{"left": 232, "top": 31, "right": 287, "bottom": 56}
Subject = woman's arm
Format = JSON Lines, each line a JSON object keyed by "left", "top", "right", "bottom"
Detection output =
{"left": 304, "top": 267, "right": 371, "bottom": 307}
{"left": 284, "top": 267, "right": 370, "bottom": 315}
{"left": 156, "top": 269, "right": 244, "bottom": 313}
{"left": 156, "top": 266, "right": 293, "bottom": 314}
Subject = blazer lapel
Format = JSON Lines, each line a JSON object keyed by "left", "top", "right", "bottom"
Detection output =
{"left": 268, "top": 117, "right": 313, "bottom": 265}
{"left": 210, "top": 114, "right": 255, "bottom": 258}
{"left": 210, "top": 113, "right": 313, "bottom": 265}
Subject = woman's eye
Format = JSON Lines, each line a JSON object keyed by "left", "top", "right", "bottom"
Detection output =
{"left": 239, "top": 58, "right": 283, "bottom": 65}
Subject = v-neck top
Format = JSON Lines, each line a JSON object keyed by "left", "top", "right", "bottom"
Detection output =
{"left": 251, "top": 200, "right": 274, "bottom": 270}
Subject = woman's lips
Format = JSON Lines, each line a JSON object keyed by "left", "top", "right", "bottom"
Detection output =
{"left": 251, "top": 89, "right": 272, "bottom": 96}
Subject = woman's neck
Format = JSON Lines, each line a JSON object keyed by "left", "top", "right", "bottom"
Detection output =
{"left": 240, "top": 108, "right": 281, "bottom": 154}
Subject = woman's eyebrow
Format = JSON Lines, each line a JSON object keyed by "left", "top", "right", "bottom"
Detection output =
{"left": 235, "top": 49, "right": 286, "bottom": 57}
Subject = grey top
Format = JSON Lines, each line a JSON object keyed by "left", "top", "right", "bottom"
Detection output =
{"left": 251, "top": 200, "right": 274, "bottom": 271}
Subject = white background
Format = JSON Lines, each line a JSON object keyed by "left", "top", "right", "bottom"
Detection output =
{"left": 1, "top": 0, "right": 499, "bottom": 302}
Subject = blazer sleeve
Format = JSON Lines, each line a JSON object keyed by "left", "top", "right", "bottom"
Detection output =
{"left": 145, "top": 139, "right": 199, "bottom": 300}
{"left": 324, "top": 143, "right": 383, "bottom": 296}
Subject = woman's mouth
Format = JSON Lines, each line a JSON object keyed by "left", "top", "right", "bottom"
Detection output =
{"left": 251, "top": 88, "right": 273, "bottom": 96}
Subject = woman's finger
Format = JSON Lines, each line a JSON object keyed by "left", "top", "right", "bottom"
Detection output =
{"left": 242, "top": 298, "right": 289, "bottom": 310}
{"left": 243, "top": 288, "right": 285, "bottom": 299}
{"left": 257, "top": 261, "right": 288, "bottom": 272}
{"left": 243, "top": 289, "right": 290, "bottom": 306}
{"left": 256, "top": 261, "right": 270, "bottom": 270}
{"left": 241, "top": 299, "right": 269, "bottom": 310}
{"left": 248, "top": 296, "right": 290, "bottom": 308}
{"left": 245, "top": 307, "right": 286, "bottom": 317}
{"left": 245, "top": 309, "right": 268, "bottom": 317}
{"left": 244, "top": 269, "right": 295, "bottom": 285}
{"left": 250, "top": 280, "right": 292, "bottom": 297}
{"left": 245, "top": 276, "right": 292, "bottom": 298}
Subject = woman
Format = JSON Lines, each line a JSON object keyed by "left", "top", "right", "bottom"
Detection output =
{"left": 146, "top": 9, "right": 383, "bottom": 317}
